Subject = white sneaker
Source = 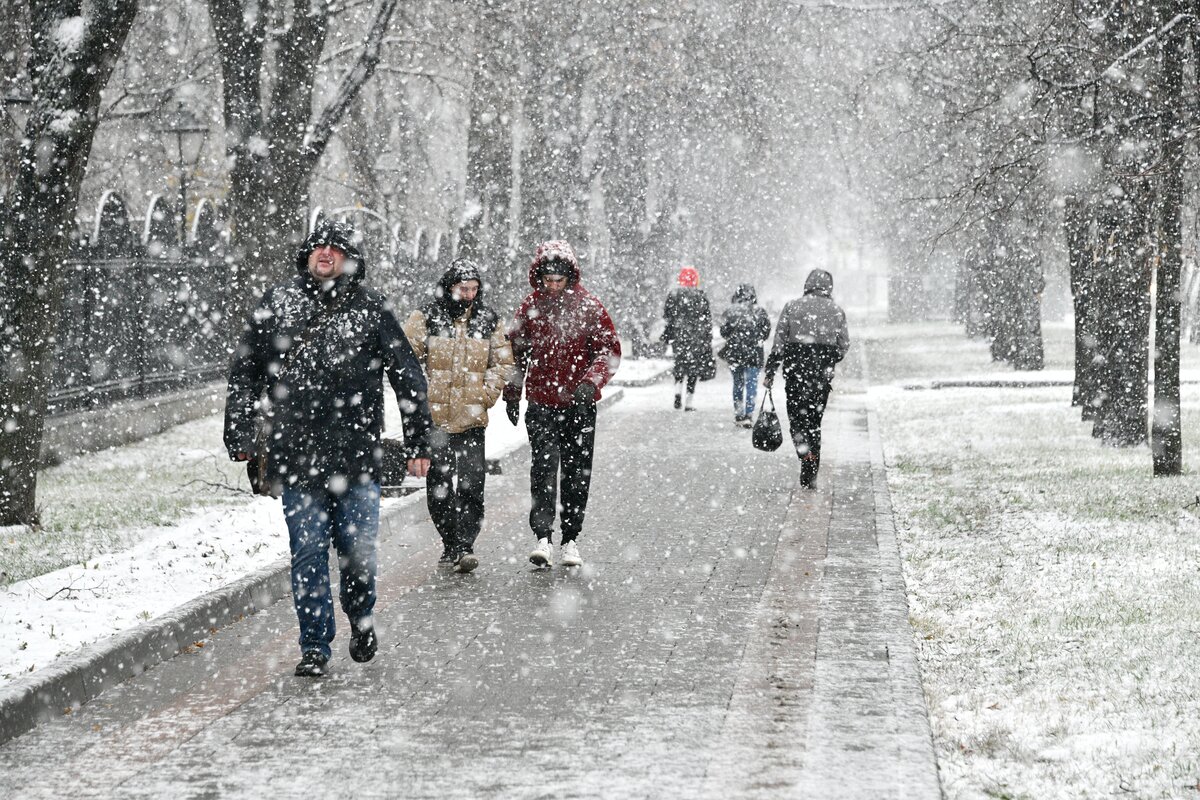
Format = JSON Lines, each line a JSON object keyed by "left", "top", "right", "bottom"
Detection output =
{"left": 529, "top": 538, "right": 553, "bottom": 567}
{"left": 560, "top": 540, "right": 582, "bottom": 567}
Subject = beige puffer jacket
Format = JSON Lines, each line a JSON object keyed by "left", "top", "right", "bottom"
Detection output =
{"left": 402, "top": 308, "right": 516, "bottom": 434}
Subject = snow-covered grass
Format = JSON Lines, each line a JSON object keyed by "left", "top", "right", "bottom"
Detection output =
{"left": 869, "top": 325, "right": 1200, "bottom": 799}
{"left": 2, "top": 414, "right": 252, "bottom": 586}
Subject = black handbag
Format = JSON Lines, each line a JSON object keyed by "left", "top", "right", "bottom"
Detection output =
{"left": 247, "top": 421, "right": 275, "bottom": 497}
{"left": 752, "top": 388, "right": 783, "bottom": 452}
{"left": 379, "top": 435, "right": 409, "bottom": 487}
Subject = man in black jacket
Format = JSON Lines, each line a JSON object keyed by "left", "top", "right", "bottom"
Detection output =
{"left": 763, "top": 269, "right": 850, "bottom": 489}
{"left": 224, "top": 219, "right": 432, "bottom": 677}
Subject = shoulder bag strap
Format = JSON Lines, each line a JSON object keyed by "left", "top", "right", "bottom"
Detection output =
{"left": 760, "top": 386, "right": 775, "bottom": 414}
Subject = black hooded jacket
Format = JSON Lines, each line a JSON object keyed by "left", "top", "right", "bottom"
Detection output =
{"left": 719, "top": 284, "right": 771, "bottom": 367}
{"left": 422, "top": 259, "right": 500, "bottom": 340}
{"left": 224, "top": 221, "right": 432, "bottom": 491}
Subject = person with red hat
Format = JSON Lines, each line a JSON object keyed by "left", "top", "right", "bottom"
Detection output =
{"left": 662, "top": 265, "right": 715, "bottom": 411}
{"left": 503, "top": 240, "right": 621, "bottom": 568}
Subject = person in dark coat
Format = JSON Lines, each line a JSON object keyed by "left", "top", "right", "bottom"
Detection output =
{"left": 719, "top": 283, "right": 771, "bottom": 428}
{"left": 224, "top": 219, "right": 433, "bottom": 678}
{"left": 503, "top": 240, "right": 621, "bottom": 569}
{"left": 402, "top": 260, "right": 516, "bottom": 573}
{"left": 662, "top": 265, "right": 714, "bottom": 411}
{"left": 763, "top": 269, "right": 850, "bottom": 490}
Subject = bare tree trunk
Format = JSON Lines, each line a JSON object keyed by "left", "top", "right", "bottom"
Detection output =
{"left": 601, "top": 91, "right": 652, "bottom": 354}
{"left": 207, "top": 0, "right": 400, "bottom": 336}
{"left": 461, "top": 0, "right": 517, "bottom": 306}
{"left": 1152, "top": 2, "right": 1186, "bottom": 476}
{"left": 1093, "top": 195, "right": 1152, "bottom": 447}
{"left": 0, "top": 0, "right": 139, "bottom": 526}
{"left": 1065, "top": 195, "right": 1099, "bottom": 416}
{"left": 518, "top": 0, "right": 590, "bottom": 261}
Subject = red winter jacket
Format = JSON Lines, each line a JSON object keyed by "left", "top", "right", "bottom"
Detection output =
{"left": 504, "top": 240, "right": 622, "bottom": 408}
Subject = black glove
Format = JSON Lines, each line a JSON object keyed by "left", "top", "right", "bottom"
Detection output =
{"left": 573, "top": 382, "right": 597, "bottom": 408}
{"left": 506, "top": 399, "right": 520, "bottom": 426}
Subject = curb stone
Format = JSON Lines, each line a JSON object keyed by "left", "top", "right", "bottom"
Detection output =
{"left": 865, "top": 405, "right": 943, "bottom": 796}
{"left": 0, "top": 558, "right": 290, "bottom": 745}
{"left": 0, "top": 387, "right": 626, "bottom": 746}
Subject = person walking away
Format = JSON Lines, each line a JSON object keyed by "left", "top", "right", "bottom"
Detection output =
{"left": 503, "top": 240, "right": 621, "bottom": 568}
{"left": 662, "top": 265, "right": 715, "bottom": 411}
{"left": 719, "top": 283, "right": 771, "bottom": 428}
{"left": 763, "top": 268, "right": 850, "bottom": 489}
{"left": 225, "top": 219, "right": 432, "bottom": 678}
{"left": 402, "top": 259, "right": 515, "bottom": 573}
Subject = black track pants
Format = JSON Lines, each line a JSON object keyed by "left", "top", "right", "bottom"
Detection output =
{"left": 525, "top": 402, "right": 597, "bottom": 543}
{"left": 784, "top": 374, "right": 831, "bottom": 467}
{"left": 426, "top": 427, "right": 487, "bottom": 556}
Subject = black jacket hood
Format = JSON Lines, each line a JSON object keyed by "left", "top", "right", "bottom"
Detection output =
{"left": 803, "top": 269, "right": 833, "bottom": 298}
{"left": 295, "top": 219, "right": 368, "bottom": 286}
{"left": 732, "top": 283, "right": 757, "bottom": 304}
{"left": 431, "top": 258, "right": 485, "bottom": 319}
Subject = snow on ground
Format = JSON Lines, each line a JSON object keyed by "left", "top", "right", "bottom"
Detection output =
{"left": 611, "top": 356, "right": 673, "bottom": 384}
{"left": 870, "top": 326, "right": 1200, "bottom": 800}
{"left": 0, "top": 359, "right": 674, "bottom": 689}
{"left": 1, "top": 498, "right": 291, "bottom": 683}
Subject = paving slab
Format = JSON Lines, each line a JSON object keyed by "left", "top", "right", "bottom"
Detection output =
{"left": 0, "top": 375, "right": 941, "bottom": 799}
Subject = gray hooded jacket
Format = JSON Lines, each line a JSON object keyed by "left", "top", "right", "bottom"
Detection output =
{"left": 765, "top": 269, "right": 850, "bottom": 377}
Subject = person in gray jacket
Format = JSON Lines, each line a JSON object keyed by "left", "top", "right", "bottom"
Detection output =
{"left": 763, "top": 269, "right": 850, "bottom": 489}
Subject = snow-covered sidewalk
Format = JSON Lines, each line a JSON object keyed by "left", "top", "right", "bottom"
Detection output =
{"left": 0, "top": 359, "right": 658, "bottom": 689}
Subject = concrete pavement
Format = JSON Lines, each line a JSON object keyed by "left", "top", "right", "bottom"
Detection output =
{"left": 0, "top": 373, "right": 941, "bottom": 799}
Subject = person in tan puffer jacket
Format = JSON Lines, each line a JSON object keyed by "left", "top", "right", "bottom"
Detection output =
{"left": 403, "top": 259, "right": 515, "bottom": 572}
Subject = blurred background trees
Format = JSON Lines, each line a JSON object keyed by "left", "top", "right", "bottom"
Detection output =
{"left": 3, "top": 0, "right": 1198, "bottom": 525}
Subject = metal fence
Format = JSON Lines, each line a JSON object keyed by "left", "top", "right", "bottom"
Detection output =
{"left": 47, "top": 195, "right": 450, "bottom": 416}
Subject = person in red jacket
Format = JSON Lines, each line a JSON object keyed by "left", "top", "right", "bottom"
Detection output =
{"left": 504, "top": 240, "right": 621, "bottom": 568}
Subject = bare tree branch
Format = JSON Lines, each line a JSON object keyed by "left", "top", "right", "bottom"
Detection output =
{"left": 303, "top": 0, "right": 401, "bottom": 169}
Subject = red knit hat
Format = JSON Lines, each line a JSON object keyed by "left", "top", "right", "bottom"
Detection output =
{"left": 678, "top": 266, "right": 699, "bottom": 288}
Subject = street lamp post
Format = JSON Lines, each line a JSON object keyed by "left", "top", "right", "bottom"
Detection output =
{"left": 154, "top": 102, "right": 208, "bottom": 246}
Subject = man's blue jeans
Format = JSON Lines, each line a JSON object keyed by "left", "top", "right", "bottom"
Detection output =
{"left": 282, "top": 482, "right": 380, "bottom": 660}
{"left": 731, "top": 366, "right": 760, "bottom": 418}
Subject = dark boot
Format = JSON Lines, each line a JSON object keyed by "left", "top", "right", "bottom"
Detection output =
{"left": 800, "top": 451, "right": 820, "bottom": 489}
{"left": 453, "top": 552, "right": 479, "bottom": 574}
{"left": 295, "top": 650, "right": 329, "bottom": 677}
{"left": 349, "top": 618, "right": 378, "bottom": 663}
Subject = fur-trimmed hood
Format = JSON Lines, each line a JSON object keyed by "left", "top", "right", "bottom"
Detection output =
{"left": 527, "top": 239, "right": 581, "bottom": 288}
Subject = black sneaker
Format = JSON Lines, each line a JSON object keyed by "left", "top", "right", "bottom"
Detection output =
{"left": 453, "top": 552, "right": 479, "bottom": 574}
{"left": 673, "top": 395, "right": 682, "bottom": 409}
{"left": 438, "top": 548, "right": 454, "bottom": 567}
{"left": 294, "top": 650, "right": 328, "bottom": 677}
{"left": 349, "top": 619, "right": 378, "bottom": 663}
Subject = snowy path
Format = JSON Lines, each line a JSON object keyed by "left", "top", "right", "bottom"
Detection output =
{"left": 0, "top": 373, "right": 937, "bottom": 799}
